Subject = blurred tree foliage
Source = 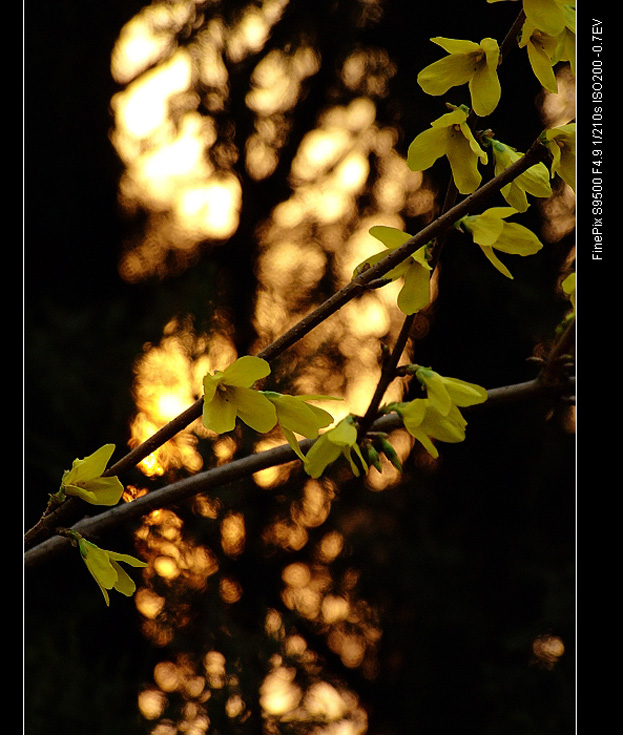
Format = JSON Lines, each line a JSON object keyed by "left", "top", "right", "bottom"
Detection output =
{"left": 25, "top": 1, "right": 574, "bottom": 733}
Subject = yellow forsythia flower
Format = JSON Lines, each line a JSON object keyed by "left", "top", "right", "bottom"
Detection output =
{"left": 408, "top": 105, "right": 487, "bottom": 194}
{"left": 522, "top": 0, "right": 574, "bottom": 38}
{"left": 262, "top": 392, "right": 338, "bottom": 460}
{"left": 488, "top": 138, "right": 552, "bottom": 212}
{"left": 72, "top": 533, "right": 148, "bottom": 606}
{"left": 490, "top": 0, "right": 575, "bottom": 83}
{"left": 519, "top": 21, "right": 560, "bottom": 92}
{"left": 457, "top": 206, "right": 543, "bottom": 279}
{"left": 60, "top": 444, "right": 124, "bottom": 506}
{"left": 353, "top": 226, "right": 432, "bottom": 315}
{"left": 541, "top": 123, "right": 575, "bottom": 191}
{"left": 414, "top": 367, "right": 488, "bottom": 416}
{"left": 487, "top": 1, "right": 574, "bottom": 36}
{"left": 389, "top": 399, "right": 469, "bottom": 460}
{"left": 554, "top": 5, "right": 576, "bottom": 76}
{"left": 417, "top": 37, "right": 501, "bottom": 117}
{"left": 303, "top": 416, "right": 368, "bottom": 479}
{"left": 202, "top": 355, "right": 277, "bottom": 434}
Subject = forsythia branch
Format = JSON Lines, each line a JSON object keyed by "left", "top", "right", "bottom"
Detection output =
{"left": 23, "top": 137, "right": 552, "bottom": 553}
{"left": 24, "top": 372, "right": 571, "bottom": 572}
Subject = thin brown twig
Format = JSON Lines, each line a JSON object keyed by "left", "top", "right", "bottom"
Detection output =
{"left": 356, "top": 313, "right": 417, "bottom": 442}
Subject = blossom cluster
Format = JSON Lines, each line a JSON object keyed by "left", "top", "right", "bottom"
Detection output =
{"left": 383, "top": 367, "right": 488, "bottom": 459}
{"left": 201, "top": 355, "right": 339, "bottom": 460}
{"left": 358, "top": 0, "right": 575, "bottom": 314}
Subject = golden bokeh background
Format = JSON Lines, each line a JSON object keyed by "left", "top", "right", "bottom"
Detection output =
{"left": 102, "top": 1, "right": 576, "bottom": 731}
{"left": 108, "top": 2, "right": 440, "bottom": 730}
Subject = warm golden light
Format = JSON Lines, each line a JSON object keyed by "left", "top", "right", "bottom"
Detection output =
{"left": 252, "top": 438, "right": 296, "bottom": 487}
{"left": 321, "top": 594, "right": 350, "bottom": 624}
{"left": 122, "top": 484, "right": 149, "bottom": 503}
{"left": 317, "top": 531, "right": 344, "bottom": 563}
{"left": 225, "top": 0, "right": 290, "bottom": 63}
{"left": 138, "top": 688, "right": 167, "bottom": 720}
{"left": 111, "top": 5, "right": 442, "bottom": 733}
{"left": 154, "top": 660, "right": 184, "bottom": 692}
{"left": 291, "top": 479, "right": 334, "bottom": 528}
{"left": 112, "top": 50, "right": 192, "bottom": 141}
{"left": 532, "top": 634, "right": 565, "bottom": 669}
{"left": 260, "top": 666, "right": 302, "bottom": 716}
{"left": 246, "top": 46, "right": 319, "bottom": 117}
{"left": 174, "top": 176, "right": 241, "bottom": 239}
{"left": 540, "top": 65, "right": 576, "bottom": 128}
{"left": 219, "top": 576, "right": 243, "bottom": 604}
{"left": 204, "top": 651, "right": 227, "bottom": 689}
{"left": 128, "top": 316, "right": 236, "bottom": 477}
{"left": 135, "top": 588, "right": 166, "bottom": 620}
{"left": 220, "top": 512, "right": 246, "bottom": 557}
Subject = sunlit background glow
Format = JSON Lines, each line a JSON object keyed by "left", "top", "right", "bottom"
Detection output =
{"left": 107, "top": 0, "right": 575, "bottom": 731}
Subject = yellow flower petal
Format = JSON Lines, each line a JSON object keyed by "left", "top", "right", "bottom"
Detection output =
{"left": 526, "top": 33, "right": 559, "bottom": 92}
{"left": 78, "top": 538, "right": 147, "bottom": 606}
{"left": 60, "top": 444, "right": 124, "bottom": 506}
{"left": 395, "top": 399, "right": 427, "bottom": 432}
{"left": 369, "top": 225, "right": 412, "bottom": 250}
{"left": 417, "top": 369, "right": 453, "bottom": 415}
{"left": 109, "top": 562, "right": 138, "bottom": 597}
{"left": 430, "top": 37, "right": 482, "bottom": 55}
{"left": 107, "top": 550, "right": 149, "bottom": 568}
{"left": 302, "top": 417, "right": 364, "bottom": 478}
{"left": 202, "top": 372, "right": 222, "bottom": 402}
{"left": 228, "top": 386, "right": 277, "bottom": 433}
{"left": 79, "top": 540, "right": 117, "bottom": 605}
{"left": 407, "top": 125, "right": 451, "bottom": 172}
{"left": 396, "top": 400, "right": 440, "bottom": 458}
{"left": 524, "top": 0, "right": 567, "bottom": 37}
{"left": 221, "top": 355, "right": 271, "bottom": 387}
{"left": 328, "top": 418, "right": 358, "bottom": 446}
{"left": 461, "top": 205, "right": 541, "bottom": 277}
{"left": 421, "top": 404, "right": 467, "bottom": 444}
{"left": 62, "top": 444, "right": 116, "bottom": 486}
{"left": 354, "top": 226, "right": 419, "bottom": 280}
{"left": 304, "top": 433, "right": 343, "bottom": 478}
{"left": 415, "top": 369, "right": 488, "bottom": 416}
{"left": 397, "top": 260, "right": 431, "bottom": 315}
{"left": 281, "top": 426, "right": 306, "bottom": 461}
{"left": 461, "top": 208, "right": 511, "bottom": 246}
{"left": 418, "top": 38, "right": 501, "bottom": 116}
{"left": 344, "top": 443, "right": 368, "bottom": 477}
{"left": 442, "top": 378, "right": 488, "bottom": 407}
{"left": 469, "top": 39, "right": 501, "bottom": 116}
{"left": 202, "top": 389, "right": 238, "bottom": 433}
{"left": 264, "top": 393, "right": 334, "bottom": 438}
{"left": 491, "top": 140, "right": 552, "bottom": 211}
{"left": 445, "top": 128, "right": 484, "bottom": 194}
{"left": 357, "top": 228, "right": 431, "bottom": 315}
{"left": 479, "top": 246, "right": 515, "bottom": 279}
{"left": 417, "top": 54, "right": 477, "bottom": 96}
{"left": 492, "top": 222, "right": 543, "bottom": 255}
{"left": 64, "top": 476, "right": 125, "bottom": 506}
{"left": 562, "top": 272, "right": 575, "bottom": 312}
{"left": 408, "top": 106, "right": 486, "bottom": 188}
